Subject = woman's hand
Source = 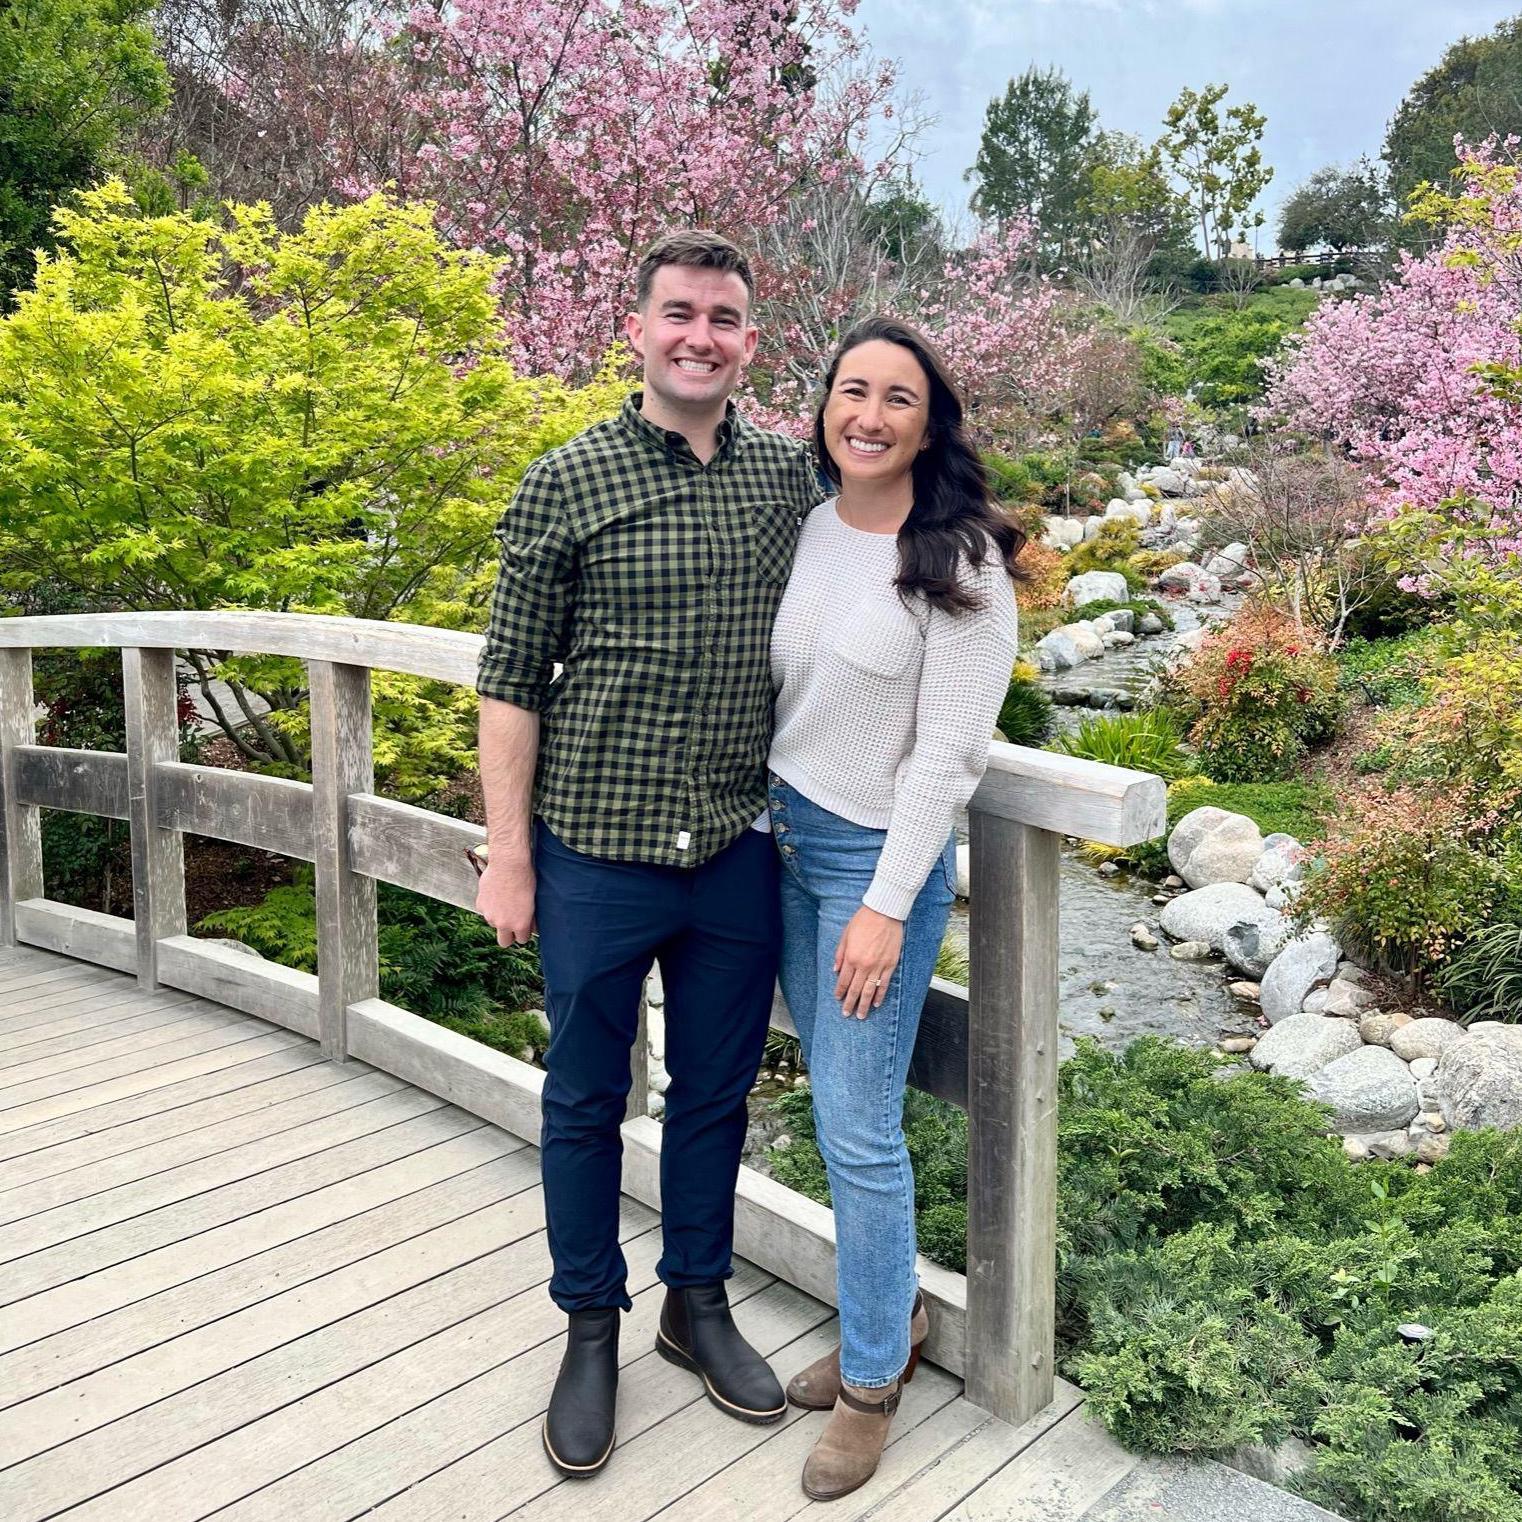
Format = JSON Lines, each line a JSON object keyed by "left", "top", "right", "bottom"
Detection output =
{"left": 834, "top": 906, "right": 905, "bottom": 1018}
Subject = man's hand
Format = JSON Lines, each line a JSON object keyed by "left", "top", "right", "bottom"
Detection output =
{"left": 476, "top": 857, "right": 537, "bottom": 947}
{"left": 833, "top": 905, "right": 904, "bottom": 1018}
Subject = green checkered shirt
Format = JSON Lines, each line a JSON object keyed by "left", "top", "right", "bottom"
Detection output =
{"left": 477, "top": 394, "right": 820, "bottom": 866}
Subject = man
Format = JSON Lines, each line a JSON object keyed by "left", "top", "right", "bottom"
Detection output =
{"left": 475, "top": 230, "right": 818, "bottom": 1478}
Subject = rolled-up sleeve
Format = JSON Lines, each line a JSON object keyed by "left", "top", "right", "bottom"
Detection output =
{"left": 476, "top": 456, "right": 576, "bottom": 710}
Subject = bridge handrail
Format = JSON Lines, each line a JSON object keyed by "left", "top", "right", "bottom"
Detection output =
{"left": 0, "top": 611, "right": 1165, "bottom": 1428}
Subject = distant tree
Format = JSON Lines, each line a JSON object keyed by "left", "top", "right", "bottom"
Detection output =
{"left": 0, "top": 0, "right": 167, "bottom": 299}
{"left": 1384, "top": 14, "right": 1522, "bottom": 209}
{"left": 859, "top": 178, "right": 945, "bottom": 269}
{"left": 966, "top": 65, "right": 1098, "bottom": 261}
{"left": 1159, "top": 83, "right": 1273, "bottom": 256}
{"left": 1277, "top": 160, "right": 1392, "bottom": 252}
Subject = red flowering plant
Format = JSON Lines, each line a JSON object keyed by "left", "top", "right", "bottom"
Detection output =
{"left": 1167, "top": 606, "right": 1342, "bottom": 781}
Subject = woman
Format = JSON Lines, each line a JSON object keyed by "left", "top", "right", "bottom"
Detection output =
{"left": 765, "top": 316, "right": 1021, "bottom": 1500}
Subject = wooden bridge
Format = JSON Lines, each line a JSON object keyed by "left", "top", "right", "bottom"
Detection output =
{"left": 0, "top": 613, "right": 1346, "bottom": 1520}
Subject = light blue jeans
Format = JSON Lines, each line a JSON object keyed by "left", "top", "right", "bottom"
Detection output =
{"left": 769, "top": 775, "right": 955, "bottom": 1389}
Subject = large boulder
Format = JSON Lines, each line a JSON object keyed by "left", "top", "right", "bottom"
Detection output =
{"left": 1157, "top": 561, "right": 1205, "bottom": 593}
{"left": 1116, "top": 470, "right": 1145, "bottom": 502}
{"left": 1042, "top": 515, "right": 1084, "bottom": 551}
{"left": 1064, "top": 570, "right": 1130, "bottom": 607}
{"left": 1103, "top": 498, "right": 1151, "bottom": 528}
{"left": 1057, "top": 622, "right": 1106, "bottom": 659}
{"left": 1259, "top": 932, "right": 1341, "bottom": 1024}
{"left": 1146, "top": 466, "right": 1189, "bottom": 497}
{"left": 1432, "top": 1027, "right": 1522, "bottom": 1131}
{"left": 1168, "top": 806, "right": 1265, "bottom": 888}
{"left": 1203, "top": 542, "right": 1250, "bottom": 578}
{"left": 1249, "top": 1013, "right": 1363, "bottom": 1081}
{"left": 1306, "top": 1046, "right": 1421, "bottom": 1134}
{"left": 1159, "top": 882, "right": 1284, "bottom": 959}
{"left": 1222, "top": 915, "right": 1295, "bottom": 979}
{"left": 1034, "top": 630, "right": 1083, "bottom": 672}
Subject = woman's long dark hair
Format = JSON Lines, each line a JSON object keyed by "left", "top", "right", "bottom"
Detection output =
{"left": 812, "top": 316, "right": 1025, "bottom": 615}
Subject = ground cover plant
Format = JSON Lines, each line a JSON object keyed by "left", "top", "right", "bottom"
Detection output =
{"left": 767, "top": 1038, "right": 1522, "bottom": 1522}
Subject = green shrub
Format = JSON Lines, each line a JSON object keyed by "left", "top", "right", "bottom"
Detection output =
{"left": 1070, "top": 595, "right": 1175, "bottom": 630}
{"left": 1065, "top": 522, "right": 1145, "bottom": 589}
{"left": 1437, "top": 921, "right": 1522, "bottom": 1023}
{"left": 1168, "top": 609, "right": 1342, "bottom": 781}
{"left": 997, "top": 675, "right": 1055, "bottom": 746}
{"left": 1049, "top": 711, "right": 1196, "bottom": 781}
{"left": 765, "top": 1038, "right": 1522, "bottom": 1520}
{"left": 1336, "top": 630, "right": 1439, "bottom": 708}
{"left": 1296, "top": 796, "right": 1512, "bottom": 980}
{"left": 199, "top": 870, "right": 544, "bottom": 1043}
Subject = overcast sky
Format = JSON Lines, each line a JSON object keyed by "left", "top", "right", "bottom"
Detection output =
{"left": 856, "top": 0, "right": 1521, "bottom": 250}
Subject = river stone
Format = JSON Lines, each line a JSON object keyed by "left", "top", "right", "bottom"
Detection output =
{"left": 1409, "top": 1057, "right": 1438, "bottom": 1080}
{"left": 1417, "top": 1132, "right": 1452, "bottom": 1163}
{"left": 1249, "top": 1013, "right": 1362, "bottom": 1081}
{"left": 1083, "top": 516, "right": 1105, "bottom": 541}
{"left": 1169, "top": 940, "right": 1213, "bottom": 960}
{"left": 1137, "top": 612, "right": 1166, "bottom": 635}
{"left": 1228, "top": 980, "right": 1261, "bottom": 1001}
{"left": 1103, "top": 498, "right": 1151, "bottom": 528}
{"left": 1203, "top": 541, "right": 1250, "bottom": 578}
{"left": 1433, "top": 1028, "right": 1522, "bottom": 1131}
{"left": 1064, "top": 570, "right": 1130, "bottom": 607}
{"left": 1390, "top": 1018, "right": 1469, "bottom": 1063}
{"left": 1222, "top": 917, "right": 1294, "bottom": 979}
{"left": 1057, "top": 622, "right": 1106, "bottom": 659}
{"left": 1157, "top": 561, "right": 1206, "bottom": 592}
{"left": 1260, "top": 932, "right": 1341, "bottom": 1024}
{"left": 1035, "top": 630, "right": 1082, "bottom": 672}
{"left": 1249, "top": 839, "right": 1304, "bottom": 894}
{"left": 1346, "top": 1128, "right": 1413, "bottom": 1160}
{"left": 1305, "top": 1046, "right": 1420, "bottom": 1133}
{"left": 1322, "top": 978, "right": 1374, "bottom": 1017}
{"left": 1302, "top": 988, "right": 1329, "bottom": 1014}
{"left": 1169, "top": 807, "right": 1265, "bottom": 888}
{"left": 1159, "top": 881, "right": 1280, "bottom": 956}
{"left": 1147, "top": 466, "right": 1189, "bottom": 497}
{"left": 1042, "top": 515, "right": 1085, "bottom": 550}
{"left": 1358, "top": 1011, "right": 1396, "bottom": 1048}
{"left": 1185, "top": 570, "right": 1224, "bottom": 604}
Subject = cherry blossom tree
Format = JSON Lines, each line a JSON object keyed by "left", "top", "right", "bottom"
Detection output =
{"left": 1263, "top": 140, "right": 1522, "bottom": 577}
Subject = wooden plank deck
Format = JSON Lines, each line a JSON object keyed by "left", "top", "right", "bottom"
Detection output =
{"left": 0, "top": 944, "right": 1344, "bottom": 1522}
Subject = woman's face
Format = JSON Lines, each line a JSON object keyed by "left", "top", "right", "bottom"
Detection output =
{"left": 821, "top": 339, "right": 931, "bottom": 489}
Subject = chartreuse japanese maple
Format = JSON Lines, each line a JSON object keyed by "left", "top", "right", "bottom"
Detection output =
{"left": 0, "top": 181, "right": 629, "bottom": 791}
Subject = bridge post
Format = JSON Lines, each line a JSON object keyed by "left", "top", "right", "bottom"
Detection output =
{"left": 0, "top": 649, "right": 43, "bottom": 946}
{"left": 123, "top": 647, "right": 187, "bottom": 986}
{"left": 963, "top": 808, "right": 1061, "bottom": 1426}
{"left": 310, "top": 660, "right": 379, "bottom": 1063}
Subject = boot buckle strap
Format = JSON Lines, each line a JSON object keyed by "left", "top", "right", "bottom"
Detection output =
{"left": 839, "top": 1383, "right": 900, "bottom": 1416}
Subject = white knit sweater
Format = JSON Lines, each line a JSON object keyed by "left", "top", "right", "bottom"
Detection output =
{"left": 765, "top": 500, "right": 1019, "bottom": 920}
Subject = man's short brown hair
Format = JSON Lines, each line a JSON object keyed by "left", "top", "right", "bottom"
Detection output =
{"left": 635, "top": 230, "right": 755, "bottom": 311}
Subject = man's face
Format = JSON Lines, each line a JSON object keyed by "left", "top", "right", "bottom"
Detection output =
{"left": 625, "top": 265, "right": 757, "bottom": 416}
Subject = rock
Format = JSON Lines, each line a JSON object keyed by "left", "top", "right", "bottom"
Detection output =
{"left": 1042, "top": 515, "right": 1085, "bottom": 551}
{"left": 1302, "top": 988, "right": 1329, "bottom": 1014}
{"left": 1157, "top": 561, "right": 1206, "bottom": 592}
{"left": 1306, "top": 1046, "right": 1420, "bottom": 1133}
{"left": 1064, "top": 570, "right": 1130, "bottom": 607}
{"left": 1220, "top": 1036, "right": 1257, "bottom": 1054}
{"left": 1423, "top": 1111, "right": 1446, "bottom": 1132}
{"left": 1146, "top": 466, "right": 1189, "bottom": 497}
{"left": 1034, "top": 630, "right": 1083, "bottom": 672}
{"left": 1417, "top": 1132, "right": 1452, "bottom": 1163}
{"left": 1228, "top": 980, "right": 1261, "bottom": 1001}
{"left": 1160, "top": 881, "right": 1283, "bottom": 958}
{"left": 1390, "top": 1017, "right": 1469, "bottom": 1063}
{"left": 954, "top": 843, "right": 970, "bottom": 898}
{"left": 1342, "top": 1136, "right": 1370, "bottom": 1162}
{"left": 1103, "top": 498, "right": 1151, "bottom": 528}
{"left": 1359, "top": 1011, "right": 1397, "bottom": 1047}
{"left": 1104, "top": 608, "right": 1135, "bottom": 634}
{"left": 1052, "top": 686, "right": 1091, "bottom": 706}
{"left": 1409, "top": 1056, "right": 1438, "bottom": 1080}
{"left": 1098, "top": 861, "right": 1120, "bottom": 876}
{"left": 1101, "top": 630, "right": 1136, "bottom": 648}
{"left": 1163, "top": 875, "right": 1185, "bottom": 889}
{"left": 1168, "top": 806, "right": 1265, "bottom": 888}
{"left": 1056, "top": 622, "right": 1106, "bottom": 659}
{"left": 1259, "top": 932, "right": 1341, "bottom": 1024}
{"left": 1289, "top": 276, "right": 1305, "bottom": 288}
{"left": 1321, "top": 978, "right": 1373, "bottom": 1017}
{"left": 1433, "top": 1028, "right": 1522, "bottom": 1131}
{"left": 1248, "top": 840, "right": 1305, "bottom": 894}
{"left": 1221, "top": 1436, "right": 1316, "bottom": 1489}
{"left": 1335, "top": 963, "right": 1369, "bottom": 984}
{"left": 1221, "top": 914, "right": 1294, "bottom": 980}
{"left": 1203, "top": 542, "right": 1250, "bottom": 578}
{"left": 1130, "top": 924, "right": 1159, "bottom": 951}
{"left": 1082, "top": 515, "right": 1104, "bottom": 541}
{"left": 647, "top": 1091, "right": 666, "bottom": 1117}
{"left": 1250, "top": 1013, "right": 1363, "bottom": 1080}
{"left": 1169, "top": 940, "right": 1213, "bottom": 960}
{"left": 1116, "top": 470, "right": 1141, "bottom": 499}
{"left": 1185, "top": 571, "right": 1223, "bottom": 604}
{"left": 1137, "top": 612, "right": 1165, "bottom": 635}
{"left": 1391, "top": 1010, "right": 1414, "bottom": 1028}
{"left": 1345, "top": 1128, "right": 1413, "bottom": 1160}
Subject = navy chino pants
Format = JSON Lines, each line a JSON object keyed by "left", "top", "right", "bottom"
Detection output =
{"left": 533, "top": 821, "right": 781, "bottom": 1312}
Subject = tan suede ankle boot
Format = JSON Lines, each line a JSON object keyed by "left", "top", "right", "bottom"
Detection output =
{"left": 786, "top": 1293, "right": 928, "bottom": 1410}
{"left": 801, "top": 1378, "right": 901, "bottom": 1501}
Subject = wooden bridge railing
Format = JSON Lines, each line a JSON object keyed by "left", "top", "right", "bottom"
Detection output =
{"left": 0, "top": 611, "right": 1165, "bottom": 1428}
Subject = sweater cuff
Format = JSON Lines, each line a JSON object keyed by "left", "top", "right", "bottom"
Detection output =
{"left": 863, "top": 875, "right": 919, "bottom": 922}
